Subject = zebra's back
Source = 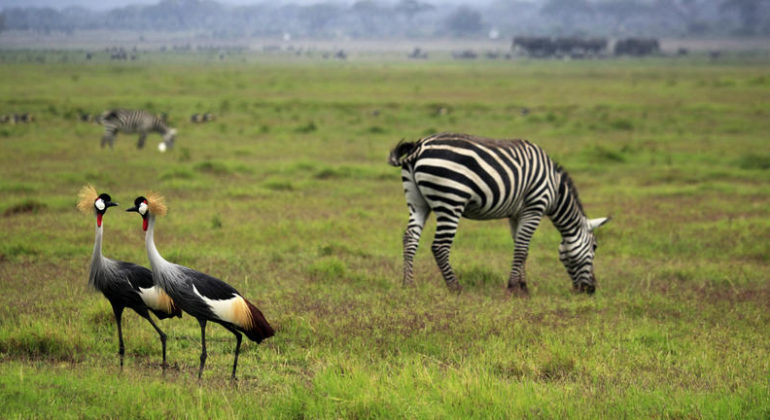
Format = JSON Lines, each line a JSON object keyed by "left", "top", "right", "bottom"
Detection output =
{"left": 401, "top": 133, "right": 558, "bottom": 220}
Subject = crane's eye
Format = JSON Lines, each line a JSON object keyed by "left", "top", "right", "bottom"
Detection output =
{"left": 95, "top": 199, "right": 105, "bottom": 211}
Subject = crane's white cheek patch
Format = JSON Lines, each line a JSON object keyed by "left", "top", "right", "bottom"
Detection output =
{"left": 138, "top": 202, "right": 148, "bottom": 216}
{"left": 193, "top": 286, "right": 252, "bottom": 328}
{"left": 95, "top": 199, "right": 105, "bottom": 211}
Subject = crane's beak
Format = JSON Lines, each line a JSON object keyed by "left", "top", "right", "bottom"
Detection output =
{"left": 106, "top": 201, "right": 118, "bottom": 208}
{"left": 126, "top": 206, "right": 138, "bottom": 213}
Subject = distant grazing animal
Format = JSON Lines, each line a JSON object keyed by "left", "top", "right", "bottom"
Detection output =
{"left": 1, "top": 113, "right": 33, "bottom": 124}
{"left": 79, "top": 113, "right": 99, "bottom": 123}
{"left": 77, "top": 186, "right": 181, "bottom": 371}
{"left": 190, "top": 113, "right": 215, "bottom": 123}
{"left": 99, "top": 109, "right": 177, "bottom": 150}
{"left": 388, "top": 133, "right": 610, "bottom": 294}
{"left": 613, "top": 38, "right": 660, "bottom": 56}
{"left": 127, "top": 194, "right": 274, "bottom": 379}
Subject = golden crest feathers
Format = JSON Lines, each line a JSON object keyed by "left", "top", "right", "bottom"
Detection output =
{"left": 146, "top": 191, "right": 168, "bottom": 216}
{"left": 77, "top": 185, "right": 98, "bottom": 214}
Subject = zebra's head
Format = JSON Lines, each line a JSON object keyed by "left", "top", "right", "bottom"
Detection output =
{"left": 162, "top": 128, "right": 177, "bottom": 150}
{"left": 558, "top": 217, "right": 610, "bottom": 294}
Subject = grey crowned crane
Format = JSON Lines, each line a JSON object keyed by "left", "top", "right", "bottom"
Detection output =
{"left": 77, "top": 185, "right": 181, "bottom": 371}
{"left": 126, "top": 193, "right": 274, "bottom": 379}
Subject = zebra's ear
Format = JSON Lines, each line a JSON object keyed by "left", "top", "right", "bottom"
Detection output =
{"left": 588, "top": 217, "right": 610, "bottom": 232}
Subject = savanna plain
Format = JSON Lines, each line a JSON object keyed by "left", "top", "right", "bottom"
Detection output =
{"left": 0, "top": 50, "right": 769, "bottom": 418}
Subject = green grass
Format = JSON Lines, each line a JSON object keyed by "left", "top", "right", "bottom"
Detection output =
{"left": 0, "top": 52, "right": 769, "bottom": 418}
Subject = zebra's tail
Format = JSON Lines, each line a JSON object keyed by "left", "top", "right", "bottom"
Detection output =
{"left": 388, "top": 139, "right": 418, "bottom": 167}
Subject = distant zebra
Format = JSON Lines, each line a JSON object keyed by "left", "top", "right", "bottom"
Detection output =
{"left": 100, "top": 109, "right": 177, "bottom": 150}
{"left": 389, "top": 133, "right": 610, "bottom": 294}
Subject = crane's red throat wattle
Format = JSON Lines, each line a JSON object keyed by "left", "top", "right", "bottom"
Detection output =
{"left": 97, "top": 213, "right": 103, "bottom": 227}
{"left": 143, "top": 218, "right": 148, "bottom": 231}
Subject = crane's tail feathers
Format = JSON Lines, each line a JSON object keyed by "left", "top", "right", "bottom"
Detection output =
{"left": 241, "top": 298, "right": 275, "bottom": 343}
{"left": 388, "top": 139, "right": 418, "bottom": 167}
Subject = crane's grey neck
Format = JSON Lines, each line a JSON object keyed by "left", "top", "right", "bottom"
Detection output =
{"left": 144, "top": 214, "right": 180, "bottom": 290}
{"left": 88, "top": 221, "right": 115, "bottom": 290}
{"left": 88, "top": 223, "right": 104, "bottom": 288}
{"left": 145, "top": 215, "right": 164, "bottom": 267}
{"left": 92, "top": 223, "right": 103, "bottom": 258}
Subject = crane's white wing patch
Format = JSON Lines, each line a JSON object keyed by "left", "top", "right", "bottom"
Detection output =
{"left": 192, "top": 285, "right": 252, "bottom": 328}
{"left": 138, "top": 286, "right": 175, "bottom": 314}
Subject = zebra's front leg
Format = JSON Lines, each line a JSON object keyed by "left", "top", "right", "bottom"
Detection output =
{"left": 402, "top": 204, "right": 430, "bottom": 287}
{"left": 101, "top": 130, "right": 116, "bottom": 149}
{"left": 431, "top": 212, "right": 462, "bottom": 293}
{"left": 136, "top": 133, "right": 147, "bottom": 149}
{"left": 507, "top": 212, "right": 543, "bottom": 296}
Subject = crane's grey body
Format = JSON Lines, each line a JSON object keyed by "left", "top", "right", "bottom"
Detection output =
{"left": 135, "top": 207, "right": 274, "bottom": 379}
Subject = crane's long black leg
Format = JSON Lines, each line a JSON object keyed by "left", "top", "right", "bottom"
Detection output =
{"left": 112, "top": 305, "right": 125, "bottom": 371}
{"left": 197, "top": 319, "right": 207, "bottom": 380}
{"left": 222, "top": 325, "right": 243, "bottom": 380}
{"left": 141, "top": 313, "right": 168, "bottom": 371}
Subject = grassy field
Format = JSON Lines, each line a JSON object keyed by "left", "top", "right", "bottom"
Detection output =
{"left": 0, "top": 51, "right": 769, "bottom": 418}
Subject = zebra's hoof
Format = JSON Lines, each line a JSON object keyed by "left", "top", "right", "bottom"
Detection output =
{"left": 447, "top": 284, "right": 463, "bottom": 294}
{"left": 574, "top": 283, "right": 595, "bottom": 295}
{"left": 506, "top": 285, "right": 529, "bottom": 298}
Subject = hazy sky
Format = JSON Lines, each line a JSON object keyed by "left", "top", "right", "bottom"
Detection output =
{"left": 0, "top": 0, "right": 502, "bottom": 11}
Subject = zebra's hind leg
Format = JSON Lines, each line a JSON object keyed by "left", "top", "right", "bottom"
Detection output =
{"left": 402, "top": 203, "right": 430, "bottom": 287}
{"left": 401, "top": 173, "right": 430, "bottom": 287}
{"left": 431, "top": 211, "right": 462, "bottom": 293}
{"left": 507, "top": 212, "right": 543, "bottom": 296}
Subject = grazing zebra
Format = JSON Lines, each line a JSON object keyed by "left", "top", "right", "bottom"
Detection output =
{"left": 389, "top": 132, "right": 610, "bottom": 294}
{"left": 100, "top": 109, "right": 177, "bottom": 150}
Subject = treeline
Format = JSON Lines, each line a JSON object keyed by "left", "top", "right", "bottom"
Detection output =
{"left": 1, "top": 0, "right": 769, "bottom": 39}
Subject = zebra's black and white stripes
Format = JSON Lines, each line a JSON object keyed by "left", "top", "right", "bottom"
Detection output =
{"left": 100, "top": 109, "right": 177, "bottom": 150}
{"left": 389, "top": 132, "right": 609, "bottom": 294}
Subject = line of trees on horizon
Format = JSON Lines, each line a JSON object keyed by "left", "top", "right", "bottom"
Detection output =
{"left": 1, "top": 0, "right": 769, "bottom": 39}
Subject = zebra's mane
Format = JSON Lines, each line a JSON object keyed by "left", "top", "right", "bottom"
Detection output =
{"left": 554, "top": 164, "right": 585, "bottom": 215}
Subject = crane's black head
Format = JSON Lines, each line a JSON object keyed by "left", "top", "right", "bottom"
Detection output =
{"left": 95, "top": 193, "right": 118, "bottom": 212}
{"left": 126, "top": 193, "right": 166, "bottom": 231}
{"left": 126, "top": 196, "right": 149, "bottom": 230}
{"left": 94, "top": 193, "right": 118, "bottom": 227}
{"left": 94, "top": 193, "right": 118, "bottom": 226}
{"left": 77, "top": 185, "right": 117, "bottom": 227}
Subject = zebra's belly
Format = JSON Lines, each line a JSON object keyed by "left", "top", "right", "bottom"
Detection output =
{"left": 118, "top": 126, "right": 142, "bottom": 134}
{"left": 462, "top": 201, "right": 522, "bottom": 221}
